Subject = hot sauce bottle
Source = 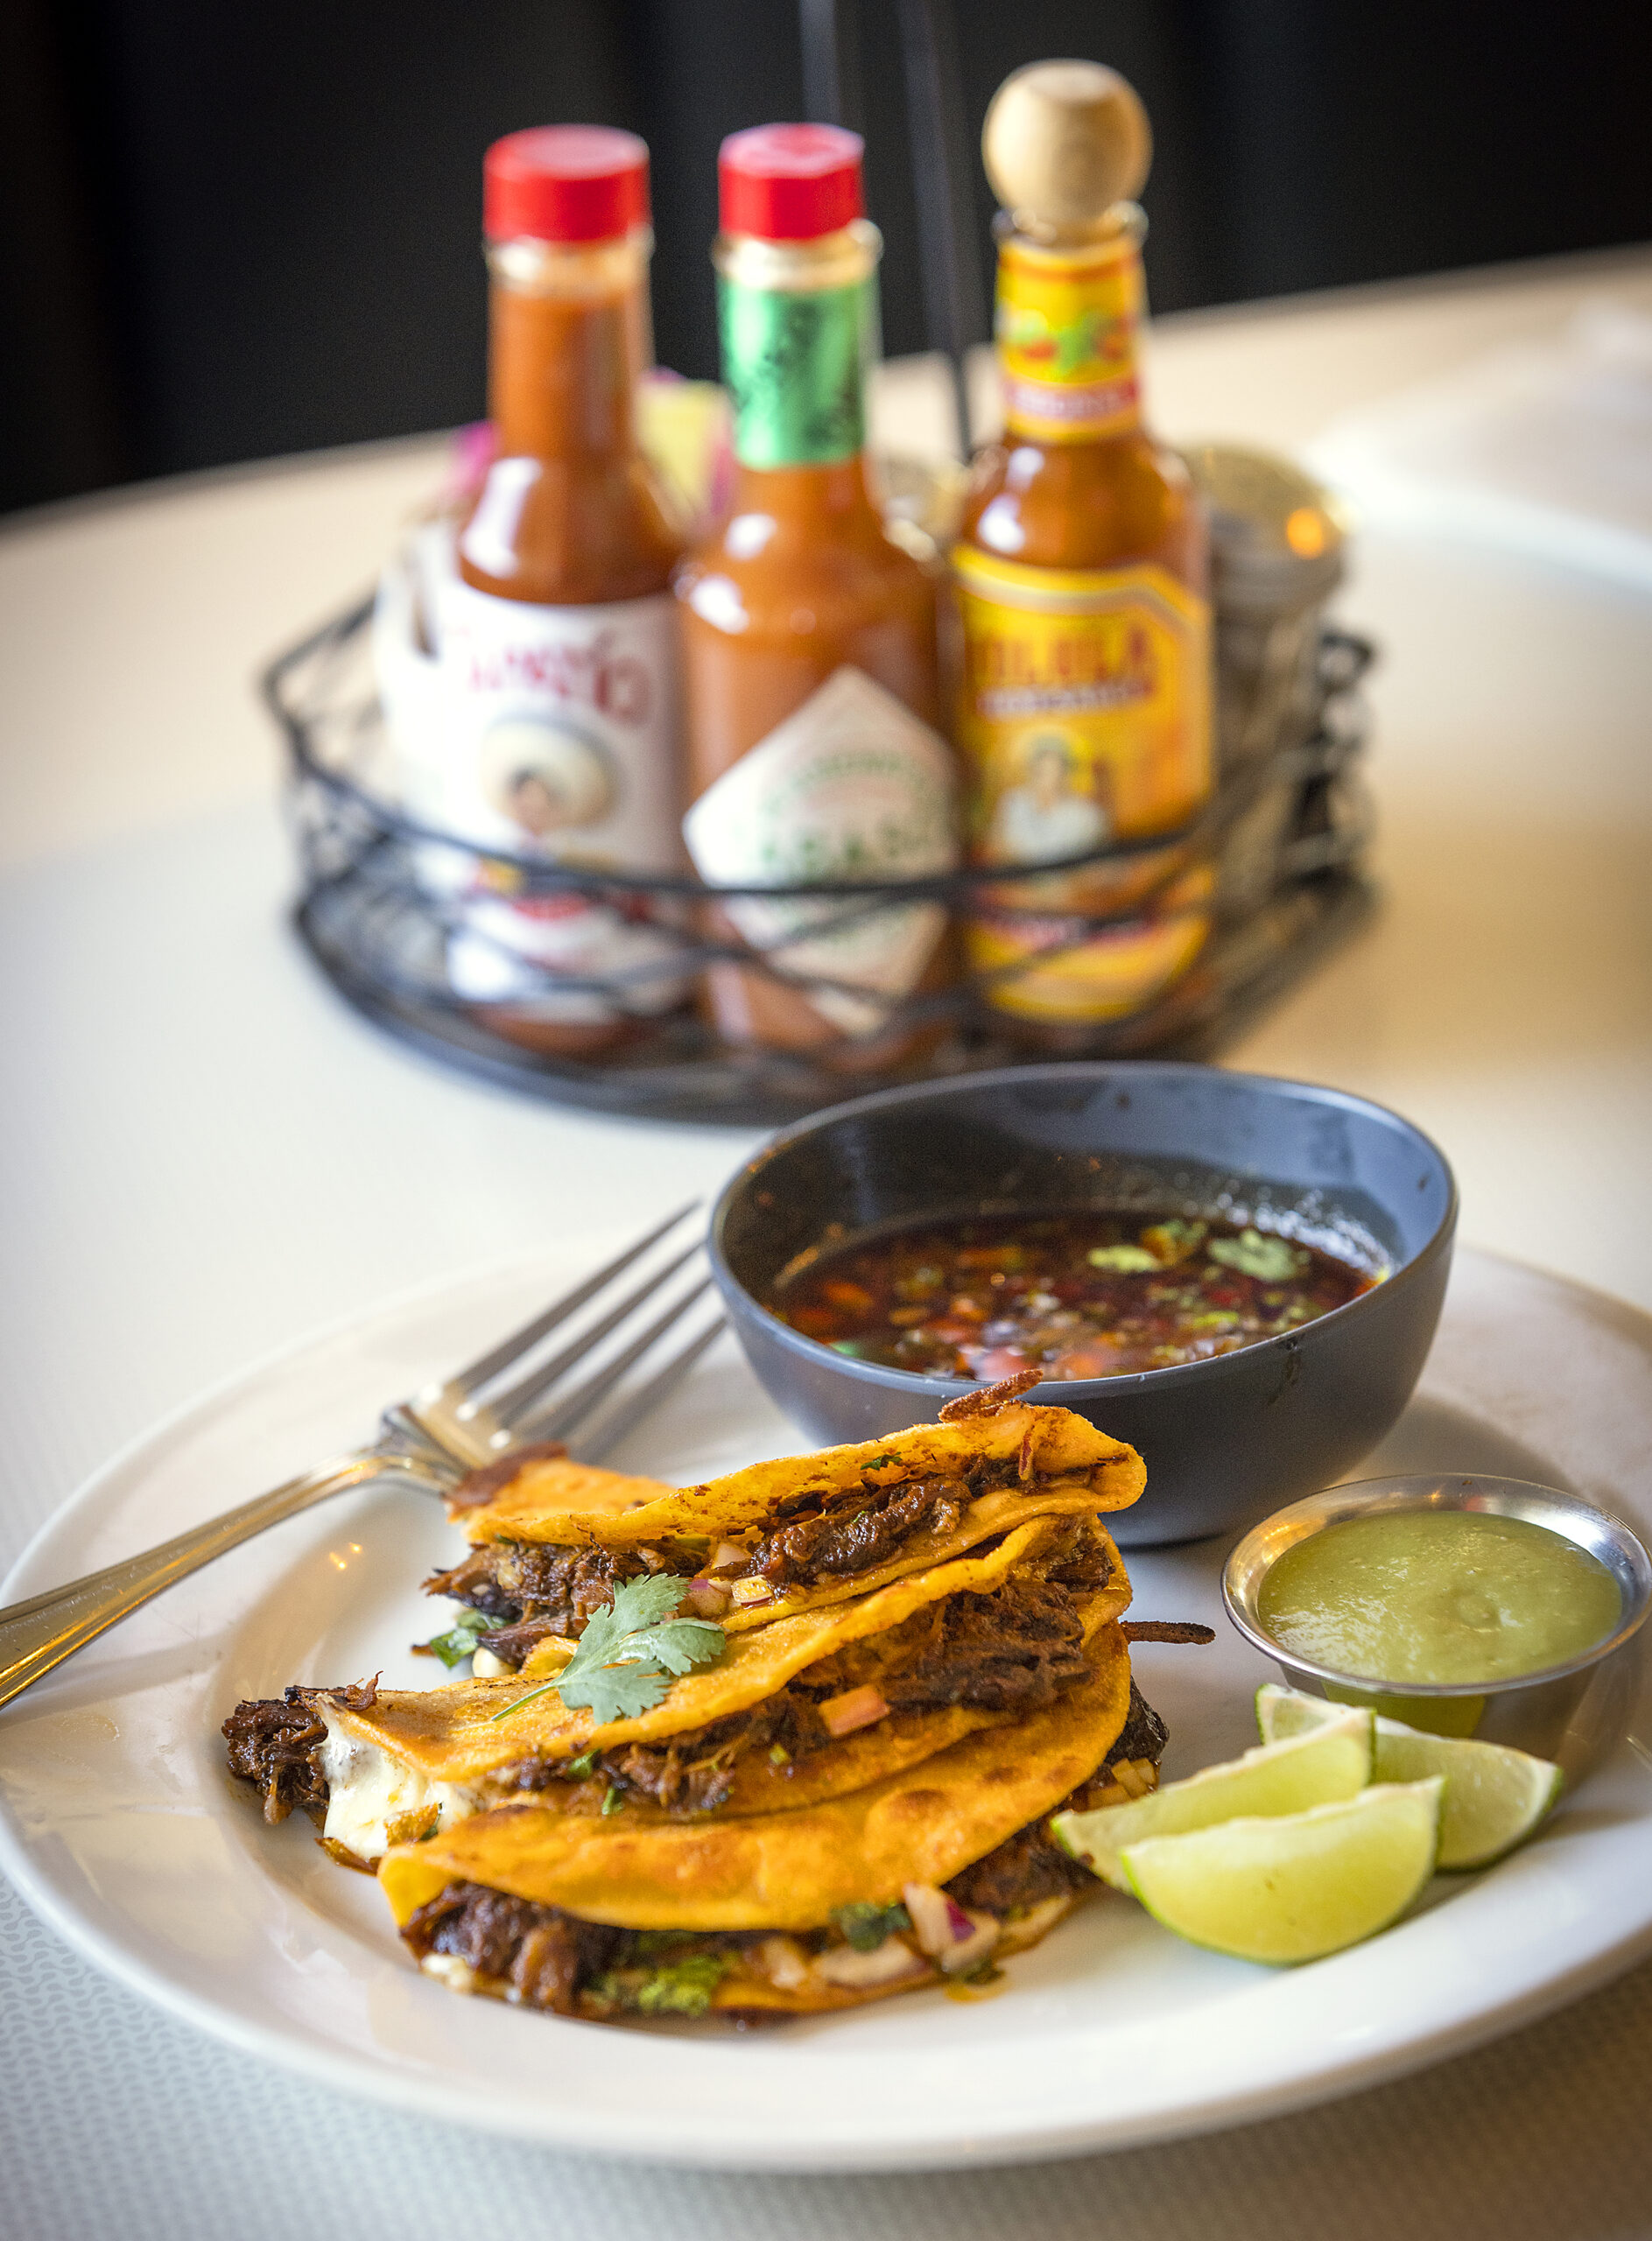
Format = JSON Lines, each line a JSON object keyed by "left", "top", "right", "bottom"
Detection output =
{"left": 676, "top": 125, "right": 956, "bottom": 1064}
{"left": 432, "top": 127, "right": 686, "bottom": 1056}
{"left": 953, "top": 63, "right": 1213, "bottom": 1034}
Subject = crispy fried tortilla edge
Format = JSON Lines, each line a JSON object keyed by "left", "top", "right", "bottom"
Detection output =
{"left": 460, "top": 1402, "right": 1143, "bottom": 1549}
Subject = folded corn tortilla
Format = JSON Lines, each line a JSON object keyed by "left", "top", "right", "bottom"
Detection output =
{"left": 445, "top": 1450, "right": 673, "bottom": 1518}
{"left": 442, "top": 1397, "right": 1144, "bottom": 1641}
{"left": 380, "top": 1622, "right": 1132, "bottom": 1935}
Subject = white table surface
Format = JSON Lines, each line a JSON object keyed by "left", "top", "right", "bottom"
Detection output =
{"left": 3, "top": 245, "right": 1651, "bottom": 2237}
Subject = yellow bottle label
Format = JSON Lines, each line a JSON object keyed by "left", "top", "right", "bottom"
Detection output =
{"left": 952, "top": 550, "right": 1213, "bottom": 1022}
{"left": 995, "top": 234, "right": 1142, "bottom": 442}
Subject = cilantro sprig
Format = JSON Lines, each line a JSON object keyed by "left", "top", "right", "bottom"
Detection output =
{"left": 1207, "top": 1228, "right": 1308, "bottom": 1282}
{"left": 590, "top": 1949, "right": 732, "bottom": 2016}
{"left": 489, "top": 1574, "right": 725, "bottom": 1727}
{"left": 421, "top": 1608, "right": 508, "bottom": 1669}
{"left": 831, "top": 1900, "right": 912, "bottom": 1951}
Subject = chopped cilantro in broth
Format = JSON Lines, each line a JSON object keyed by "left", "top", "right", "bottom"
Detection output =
{"left": 770, "top": 1213, "right": 1377, "bottom": 1380}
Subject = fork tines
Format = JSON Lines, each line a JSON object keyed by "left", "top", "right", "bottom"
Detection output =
{"left": 408, "top": 1202, "right": 725, "bottom": 1472}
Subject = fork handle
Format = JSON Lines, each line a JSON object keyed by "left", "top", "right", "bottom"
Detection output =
{"left": 0, "top": 1448, "right": 441, "bottom": 1711}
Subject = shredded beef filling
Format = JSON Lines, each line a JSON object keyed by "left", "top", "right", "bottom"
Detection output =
{"left": 942, "top": 1820, "right": 1093, "bottom": 1914}
{"left": 499, "top": 1563, "right": 1103, "bottom": 1813}
{"left": 745, "top": 1476, "right": 968, "bottom": 1586}
{"left": 1043, "top": 1528, "right": 1116, "bottom": 1595}
{"left": 496, "top": 1689, "right": 833, "bottom": 1815}
{"left": 221, "top": 1677, "right": 377, "bottom": 1823}
{"left": 427, "top": 1456, "right": 1037, "bottom": 1646}
{"left": 733, "top": 1454, "right": 1027, "bottom": 1590}
{"left": 1109, "top": 1675, "right": 1170, "bottom": 1768}
{"left": 400, "top": 1891, "right": 757, "bottom": 2016}
{"left": 787, "top": 1583, "right": 1082, "bottom": 1719}
{"left": 469, "top": 1615, "right": 567, "bottom": 1667}
{"left": 401, "top": 1881, "right": 622, "bottom": 2014}
{"left": 420, "top": 1547, "right": 520, "bottom": 1623}
{"left": 423, "top": 1542, "right": 643, "bottom": 1636}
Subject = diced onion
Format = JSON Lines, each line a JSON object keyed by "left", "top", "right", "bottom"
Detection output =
{"left": 710, "top": 1541, "right": 749, "bottom": 1574}
{"left": 901, "top": 1881, "right": 955, "bottom": 1957}
{"left": 685, "top": 1577, "right": 731, "bottom": 1618}
{"left": 815, "top": 1936, "right": 928, "bottom": 1989}
{"left": 1108, "top": 1756, "right": 1159, "bottom": 1800}
{"left": 819, "top": 1684, "right": 890, "bottom": 1739}
{"left": 728, "top": 1577, "right": 775, "bottom": 1607}
{"left": 756, "top": 1935, "right": 812, "bottom": 1991}
{"left": 901, "top": 1882, "right": 1002, "bottom": 1974}
{"left": 938, "top": 1908, "right": 1001, "bottom": 1978}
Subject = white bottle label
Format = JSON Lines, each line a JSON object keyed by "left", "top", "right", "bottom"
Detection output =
{"left": 682, "top": 665, "right": 958, "bottom": 1036}
{"left": 418, "top": 530, "right": 685, "bottom": 1022}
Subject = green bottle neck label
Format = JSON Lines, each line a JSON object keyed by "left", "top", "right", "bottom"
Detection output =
{"left": 718, "top": 275, "right": 871, "bottom": 468}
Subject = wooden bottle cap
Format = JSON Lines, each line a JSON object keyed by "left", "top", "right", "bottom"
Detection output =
{"left": 981, "top": 60, "right": 1151, "bottom": 230}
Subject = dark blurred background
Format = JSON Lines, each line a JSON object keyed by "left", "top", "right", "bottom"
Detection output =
{"left": 5, "top": 0, "right": 1649, "bottom": 516}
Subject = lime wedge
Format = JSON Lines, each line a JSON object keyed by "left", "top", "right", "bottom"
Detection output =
{"left": 1255, "top": 1684, "right": 1564, "bottom": 1870}
{"left": 1255, "top": 1683, "right": 1360, "bottom": 1746}
{"left": 1253, "top": 1676, "right": 1483, "bottom": 1737}
{"left": 1121, "top": 1778, "right": 1444, "bottom": 1963}
{"left": 1053, "top": 1709, "right": 1374, "bottom": 1889}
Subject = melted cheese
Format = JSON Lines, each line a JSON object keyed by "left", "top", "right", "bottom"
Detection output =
{"left": 320, "top": 1718, "right": 486, "bottom": 1862}
{"left": 418, "top": 1952, "right": 481, "bottom": 1995}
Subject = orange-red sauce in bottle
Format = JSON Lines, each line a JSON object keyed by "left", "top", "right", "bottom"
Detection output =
{"left": 676, "top": 126, "right": 955, "bottom": 1065}
{"left": 434, "top": 127, "right": 685, "bottom": 1056}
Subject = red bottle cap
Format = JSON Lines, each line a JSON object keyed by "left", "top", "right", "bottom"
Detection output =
{"left": 718, "top": 123, "right": 865, "bottom": 241}
{"left": 484, "top": 125, "right": 650, "bottom": 244}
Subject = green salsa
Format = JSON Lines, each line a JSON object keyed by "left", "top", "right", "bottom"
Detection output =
{"left": 1257, "top": 1509, "right": 1621, "bottom": 1686}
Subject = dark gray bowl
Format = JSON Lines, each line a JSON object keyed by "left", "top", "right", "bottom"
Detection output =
{"left": 709, "top": 1063, "right": 1457, "bottom": 1547}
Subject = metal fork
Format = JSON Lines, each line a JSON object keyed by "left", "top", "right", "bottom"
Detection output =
{"left": 0, "top": 1206, "right": 724, "bottom": 1711}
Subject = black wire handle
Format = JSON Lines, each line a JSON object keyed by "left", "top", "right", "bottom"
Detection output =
{"left": 266, "top": 596, "right": 1376, "bottom": 1124}
{"left": 894, "top": 0, "right": 988, "bottom": 455}
{"left": 800, "top": 0, "right": 987, "bottom": 455}
{"left": 798, "top": 0, "right": 864, "bottom": 134}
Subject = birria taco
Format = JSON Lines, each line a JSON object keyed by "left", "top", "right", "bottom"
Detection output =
{"left": 378, "top": 1627, "right": 1169, "bottom": 2020}
{"left": 222, "top": 1379, "right": 1168, "bottom": 2025}
{"left": 225, "top": 1505, "right": 1131, "bottom": 1861}
{"left": 425, "top": 1381, "right": 1144, "bottom": 1667}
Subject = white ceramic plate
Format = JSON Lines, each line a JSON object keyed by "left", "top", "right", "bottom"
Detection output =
{"left": 2, "top": 1244, "right": 1650, "bottom": 2172}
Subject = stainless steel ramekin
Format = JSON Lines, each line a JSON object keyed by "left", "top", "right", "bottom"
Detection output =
{"left": 1222, "top": 1474, "right": 1652, "bottom": 1781}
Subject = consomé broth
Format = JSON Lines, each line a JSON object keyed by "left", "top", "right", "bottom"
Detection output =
{"left": 769, "top": 1212, "right": 1379, "bottom": 1381}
